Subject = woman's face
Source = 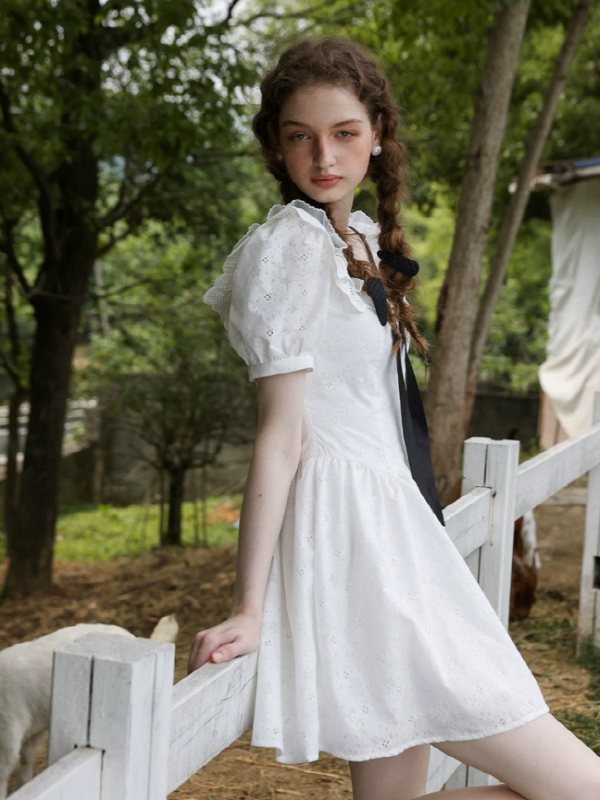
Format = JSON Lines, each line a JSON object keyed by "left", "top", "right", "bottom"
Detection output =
{"left": 278, "top": 84, "right": 381, "bottom": 215}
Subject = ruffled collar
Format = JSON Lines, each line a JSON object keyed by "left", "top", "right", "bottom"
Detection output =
{"left": 267, "top": 199, "right": 346, "bottom": 252}
{"left": 347, "top": 208, "right": 380, "bottom": 238}
{"left": 267, "top": 199, "right": 379, "bottom": 244}
{"left": 267, "top": 199, "right": 372, "bottom": 313}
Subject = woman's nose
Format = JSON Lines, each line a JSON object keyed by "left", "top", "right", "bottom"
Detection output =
{"left": 313, "top": 137, "right": 335, "bottom": 168}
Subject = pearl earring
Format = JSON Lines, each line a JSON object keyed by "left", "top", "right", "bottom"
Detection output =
{"left": 371, "top": 144, "right": 382, "bottom": 156}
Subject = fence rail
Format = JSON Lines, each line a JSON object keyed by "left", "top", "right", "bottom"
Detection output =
{"left": 0, "top": 399, "right": 97, "bottom": 462}
{"left": 10, "top": 392, "right": 600, "bottom": 798}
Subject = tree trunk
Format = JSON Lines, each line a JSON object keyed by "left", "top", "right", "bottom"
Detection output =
{"left": 463, "top": 0, "right": 596, "bottom": 427}
{"left": 425, "top": 0, "right": 532, "bottom": 505}
{"left": 2, "top": 138, "right": 99, "bottom": 599}
{"left": 2, "top": 298, "right": 89, "bottom": 597}
{"left": 4, "top": 386, "right": 27, "bottom": 559}
{"left": 165, "top": 467, "right": 185, "bottom": 547}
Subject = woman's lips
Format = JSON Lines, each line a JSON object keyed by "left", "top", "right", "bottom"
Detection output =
{"left": 310, "top": 175, "right": 342, "bottom": 188}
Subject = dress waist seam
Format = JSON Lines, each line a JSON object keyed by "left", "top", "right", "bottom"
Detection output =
{"left": 297, "top": 453, "right": 412, "bottom": 481}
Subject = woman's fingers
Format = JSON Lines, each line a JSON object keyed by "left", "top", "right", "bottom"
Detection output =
{"left": 210, "top": 638, "right": 247, "bottom": 663}
{"left": 187, "top": 627, "right": 239, "bottom": 673}
{"left": 187, "top": 615, "right": 262, "bottom": 675}
{"left": 187, "top": 629, "right": 220, "bottom": 673}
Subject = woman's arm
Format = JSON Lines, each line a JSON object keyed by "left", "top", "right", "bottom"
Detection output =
{"left": 187, "top": 369, "right": 306, "bottom": 674}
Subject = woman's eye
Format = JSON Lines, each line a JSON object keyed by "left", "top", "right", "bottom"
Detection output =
{"left": 337, "top": 130, "right": 355, "bottom": 138}
{"left": 292, "top": 133, "right": 308, "bottom": 140}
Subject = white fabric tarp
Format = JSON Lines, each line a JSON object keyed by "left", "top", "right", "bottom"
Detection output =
{"left": 539, "top": 177, "right": 600, "bottom": 438}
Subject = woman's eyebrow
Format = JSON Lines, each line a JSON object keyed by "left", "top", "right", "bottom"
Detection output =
{"left": 280, "top": 118, "right": 365, "bottom": 129}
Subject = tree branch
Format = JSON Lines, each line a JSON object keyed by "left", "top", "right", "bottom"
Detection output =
{"left": 0, "top": 81, "right": 59, "bottom": 267}
{"left": 222, "top": 0, "right": 244, "bottom": 24}
{"left": 464, "top": 0, "right": 597, "bottom": 422}
{"left": 0, "top": 338, "right": 18, "bottom": 382}
{"left": 95, "top": 220, "right": 138, "bottom": 259}
{"left": 0, "top": 217, "right": 32, "bottom": 297}
{"left": 4, "top": 265, "right": 22, "bottom": 368}
{"left": 99, "top": 167, "right": 169, "bottom": 230}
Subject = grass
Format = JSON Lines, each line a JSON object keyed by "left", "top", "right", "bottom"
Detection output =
{"left": 0, "top": 494, "right": 242, "bottom": 563}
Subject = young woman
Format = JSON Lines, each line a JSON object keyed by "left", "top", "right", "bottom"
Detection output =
{"left": 189, "top": 38, "right": 600, "bottom": 800}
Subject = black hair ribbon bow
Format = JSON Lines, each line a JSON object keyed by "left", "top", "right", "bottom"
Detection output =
{"left": 377, "top": 250, "right": 420, "bottom": 277}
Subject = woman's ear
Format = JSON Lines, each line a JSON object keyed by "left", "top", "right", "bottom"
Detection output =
{"left": 373, "top": 113, "right": 383, "bottom": 146}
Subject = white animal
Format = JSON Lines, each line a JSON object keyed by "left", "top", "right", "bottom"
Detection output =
{"left": 520, "top": 508, "right": 542, "bottom": 569}
{"left": 0, "top": 615, "right": 178, "bottom": 799}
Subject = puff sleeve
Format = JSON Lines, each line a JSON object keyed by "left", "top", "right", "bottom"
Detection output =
{"left": 204, "top": 211, "right": 333, "bottom": 381}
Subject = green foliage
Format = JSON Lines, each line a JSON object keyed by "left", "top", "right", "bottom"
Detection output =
{"left": 78, "top": 224, "right": 257, "bottom": 544}
{"left": 402, "top": 193, "right": 551, "bottom": 392}
{"left": 0, "top": 496, "right": 242, "bottom": 562}
{"left": 80, "top": 224, "right": 257, "bottom": 472}
{"left": 479, "top": 218, "right": 552, "bottom": 392}
{"left": 0, "top": 0, "right": 256, "bottom": 224}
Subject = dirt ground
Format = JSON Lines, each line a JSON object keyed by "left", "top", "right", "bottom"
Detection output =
{"left": 0, "top": 498, "right": 596, "bottom": 797}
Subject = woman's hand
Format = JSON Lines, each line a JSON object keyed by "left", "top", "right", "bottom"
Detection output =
{"left": 186, "top": 612, "right": 262, "bottom": 675}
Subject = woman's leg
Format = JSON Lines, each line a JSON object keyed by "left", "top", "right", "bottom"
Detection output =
{"left": 416, "top": 712, "right": 600, "bottom": 800}
{"left": 348, "top": 743, "right": 431, "bottom": 800}
{"left": 350, "top": 713, "right": 600, "bottom": 800}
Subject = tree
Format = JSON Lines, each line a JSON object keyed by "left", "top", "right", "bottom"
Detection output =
{"left": 0, "top": 0, "right": 255, "bottom": 597}
{"left": 425, "top": 0, "right": 594, "bottom": 503}
{"left": 464, "top": 0, "right": 596, "bottom": 423}
{"left": 80, "top": 229, "right": 257, "bottom": 547}
{"left": 116, "top": 370, "right": 254, "bottom": 547}
{"left": 0, "top": 259, "right": 31, "bottom": 551}
{"left": 423, "top": 0, "right": 532, "bottom": 503}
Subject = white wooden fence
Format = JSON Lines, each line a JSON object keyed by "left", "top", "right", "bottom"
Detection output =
{"left": 0, "top": 399, "right": 97, "bottom": 462}
{"left": 10, "top": 393, "right": 600, "bottom": 798}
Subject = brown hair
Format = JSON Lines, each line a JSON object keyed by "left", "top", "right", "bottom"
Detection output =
{"left": 252, "top": 36, "right": 426, "bottom": 356}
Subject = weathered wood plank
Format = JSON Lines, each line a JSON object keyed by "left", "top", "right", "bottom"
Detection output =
{"left": 454, "top": 437, "right": 516, "bottom": 789}
{"left": 426, "top": 747, "right": 463, "bottom": 792}
{"left": 444, "top": 487, "right": 491, "bottom": 559}
{"left": 443, "top": 762, "right": 468, "bottom": 790}
{"left": 51, "top": 633, "right": 174, "bottom": 800}
{"left": 483, "top": 440, "right": 520, "bottom": 628}
{"left": 10, "top": 748, "right": 101, "bottom": 800}
{"left": 48, "top": 650, "right": 93, "bottom": 766}
{"left": 168, "top": 651, "right": 258, "bottom": 792}
{"left": 515, "top": 423, "right": 600, "bottom": 519}
{"left": 148, "top": 639, "right": 175, "bottom": 800}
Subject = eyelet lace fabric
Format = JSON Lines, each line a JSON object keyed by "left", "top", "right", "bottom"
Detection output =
{"left": 203, "top": 200, "right": 550, "bottom": 764}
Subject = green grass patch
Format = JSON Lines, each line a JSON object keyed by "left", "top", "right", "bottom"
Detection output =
{"left": 0, "top": 495, "right": 242, "bottom": 563}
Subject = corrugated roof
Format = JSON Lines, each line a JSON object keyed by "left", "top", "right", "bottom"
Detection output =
{"left": 509, "top": 156, "right": 600, "bottom": 193}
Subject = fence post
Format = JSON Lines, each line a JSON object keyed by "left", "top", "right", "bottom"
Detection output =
{"left": 448, "top": 436, "right": 519, "bottom": 789}
{"left": 577, "top": 391, "right": 600, "bottom": 656}
{"left": 48, "top": 632, "right": 174, "bottom": 800}
{"left": 463, "top": 437, "right": 520, "bottom": 626}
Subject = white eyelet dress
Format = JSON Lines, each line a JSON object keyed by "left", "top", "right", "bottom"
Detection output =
{"left": 203, "top": 199, "right": 550, "bottom": 765}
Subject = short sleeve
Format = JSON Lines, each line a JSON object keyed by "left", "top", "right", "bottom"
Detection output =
{"left": 207, "top": 211, "right": 333, "bottom": 381}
